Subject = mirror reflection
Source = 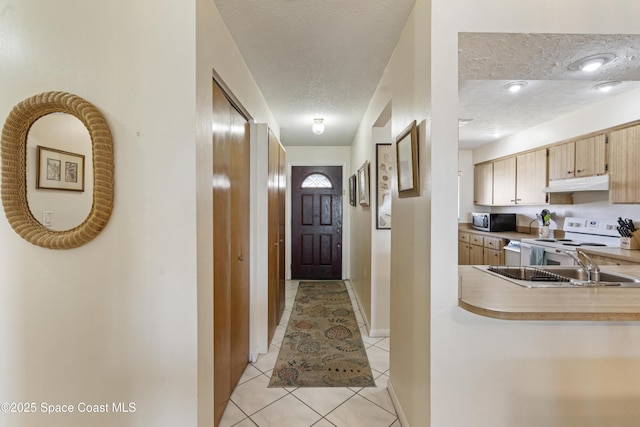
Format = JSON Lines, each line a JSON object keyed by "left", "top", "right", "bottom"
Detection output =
{"left": 26, "top": 113, "right": 93, "bottom": 231}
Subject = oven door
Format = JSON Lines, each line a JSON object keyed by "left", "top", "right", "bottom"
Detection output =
{"left": 543, "top": 247, "right": 576, "bottom": 265}
{"left": 520, "top": 243, "right": 576, "bottom": 266}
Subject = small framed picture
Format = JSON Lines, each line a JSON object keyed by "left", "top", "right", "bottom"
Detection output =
{"left": 395, "top": 120, "right": 419, "bottom": 198}
{"left": 349, "top": 174, "right": 357, "bottom": 206}
{"left": 357, "top": 161, "right": 370, "bottom": 206}
{"left": 36, "top": 145, "right": 85, "bottom": 192}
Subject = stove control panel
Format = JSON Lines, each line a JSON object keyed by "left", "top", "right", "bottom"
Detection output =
{"left": 564, "top": 217, "right": 620, "bottom": 237}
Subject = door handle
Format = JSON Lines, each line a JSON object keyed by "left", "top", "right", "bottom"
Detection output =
{"left": 238, "top": 253, "right": 244, "bottom": 261}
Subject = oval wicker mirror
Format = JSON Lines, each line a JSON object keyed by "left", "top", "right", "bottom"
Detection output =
{"left": 1, "top": 91, "right": 114, "bottom": 249}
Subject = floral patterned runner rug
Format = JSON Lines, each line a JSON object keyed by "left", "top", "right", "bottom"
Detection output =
{"left": 269, "top": 281, "right": 375, "bottom": 388}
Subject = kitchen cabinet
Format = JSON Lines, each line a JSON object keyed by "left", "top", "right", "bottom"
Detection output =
{"left": 490, "top": 150, "right": 547, "bottom": 206}
{"left": 609, "top": 124, "right": 640, "bottom": 203}
{"left": 516, "top": 149, "right": 548, "bottom": 205}
{"left": 459, "top": 232, "right": 505, "bottom": 265}
{"left": 483, "top": 236, "right": 506, "bottom": 265}
{"left": 458, "top": 232, "right": 471, "bottom": 265}
{"left": 473, "top": 162, "right": 493, "bottom": 205}
{"left": 548, "top": 135, "right": 606, "bottom": 181}
{"left": 492, "top": 157, "right": 516, "bottom": 205}
{"left": 483, "top": 248, "right": 503, "bottom": 265}
{"left": 459, "top": 232, "right": 483, "bottom": 265}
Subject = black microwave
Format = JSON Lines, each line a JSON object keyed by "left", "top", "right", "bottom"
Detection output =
{"left": 471, "top": 213, "right": 517, "bottom": 232}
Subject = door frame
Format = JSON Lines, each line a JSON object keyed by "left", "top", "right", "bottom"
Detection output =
{"left": 285, "top": 161, "right": 350, "bottom": 281}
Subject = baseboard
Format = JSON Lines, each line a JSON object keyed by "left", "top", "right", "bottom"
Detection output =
{"left": 387, "top": 378, "right": 410, "bottom": 427}
{"left": 347, "top": 281, "right": 372, "bottom": 332}
{"left": 369, "top": 328, "right": 390, "bottom": 338}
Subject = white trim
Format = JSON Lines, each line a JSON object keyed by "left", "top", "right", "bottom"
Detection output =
{"left": 387, "top": 379, "right": 410, "bottom": 427}
{"left": 249, "top": 123, "right": 270, "bottom": 358}
{"left": 369, "top": 328, "right": 390, "bottom": 338}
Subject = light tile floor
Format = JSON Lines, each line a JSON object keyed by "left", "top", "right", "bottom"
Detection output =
{"left": 220, "top": 280, "right": 399, "bottom": 427}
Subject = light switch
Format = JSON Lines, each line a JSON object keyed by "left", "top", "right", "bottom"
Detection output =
{"left": 43, "top": 211, "right": 53, "bottom": 227}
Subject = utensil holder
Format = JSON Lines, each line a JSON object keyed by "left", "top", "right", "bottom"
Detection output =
{"left": 620, "top": 231, "right": 640, "bottom": 250}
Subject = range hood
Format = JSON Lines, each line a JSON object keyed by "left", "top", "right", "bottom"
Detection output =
{"left": 543, "top": 175, "right": 609, "bottom": 193}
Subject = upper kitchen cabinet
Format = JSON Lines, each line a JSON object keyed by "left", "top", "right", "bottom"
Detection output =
{"left": 516, "top": 149, "right": 548, "bottom": 205}
{"left": 490, "top": 150, "right": 547, "bottom": 206}
{"left": 609, "top": 124, "right": 640, "bottom": 203}
{"left": 492, "top": 157, "right": 516, "bottom": 205}
{"left": 473, "top": 162, "right": 493, "bottom": 205}
{"left": 548, "top": 135, "right": 606, "bottom": 181}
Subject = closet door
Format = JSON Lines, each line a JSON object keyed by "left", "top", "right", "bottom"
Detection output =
{"left": 212, "top": 80, "right": 250, "bottom": 425}
{"left": 268, "top": 130, "right": 286, "bottom": 342}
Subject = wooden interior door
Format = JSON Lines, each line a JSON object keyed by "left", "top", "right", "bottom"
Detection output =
{"left": 291, "top": 166, "right": 343, "bottom": 280}
{"left": 267, "top": 130, "right": 286, "bottom": 342}
{"left": 212, "top": 80, "right": 250, "bottom": 426}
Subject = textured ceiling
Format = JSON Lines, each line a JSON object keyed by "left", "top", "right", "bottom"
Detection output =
{"left": 459, "top": 33, "right": 640, "bottom": 149}
{"left": 214, "top": 0, "right": 416, "bottom": 146}
{"left": 213, "top": 4, "right": 640, "bottom": 150}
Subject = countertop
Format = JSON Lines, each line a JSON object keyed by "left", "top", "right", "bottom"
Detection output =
{"left": 458, "top": 265, "right": 640, "bottom": 321}
{"left": 458, "top": 223, "right": 537, "bottom": 241}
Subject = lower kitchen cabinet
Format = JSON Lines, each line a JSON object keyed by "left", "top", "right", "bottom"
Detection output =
{"left": 459, "top": 232, "right": 484, "bottom": 265}
{"left": 459, "top": 232, "right": 506, "bottom": 265}
{"left": 483, "top": 248, "right": 503, "bottom": 265}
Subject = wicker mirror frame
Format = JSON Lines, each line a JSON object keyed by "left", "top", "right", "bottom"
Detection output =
{"left": 1, "top": 91, "right": 114, "bottom": 249}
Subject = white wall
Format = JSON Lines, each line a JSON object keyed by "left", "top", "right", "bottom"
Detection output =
{"left": 1, "top": 1, "right": 198, "bottom": 426}
{"left": 283, "top": 146, "right": 351, "bottom": 281}
{"left": 352, "top": 1, "right": 433, "bottom": 424}
{"left": 0, "top": 1, "right": 279, "bottom": 426}
{"left": 458, "top": 150, "right": 475, "bottom": 223}
{"left": 431, "top": 1, "right": 640, "bottom": 426}
{"left": 370, "top": 122, "right": 392, "bottom": 336}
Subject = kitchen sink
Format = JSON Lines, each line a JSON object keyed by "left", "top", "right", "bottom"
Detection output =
{"left": 476, "top": 265, "right": 640, "bottom": 288}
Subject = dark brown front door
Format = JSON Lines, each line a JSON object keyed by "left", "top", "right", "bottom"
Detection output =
{"left": 291, "top": 166, "right": 343, "bottom": 279}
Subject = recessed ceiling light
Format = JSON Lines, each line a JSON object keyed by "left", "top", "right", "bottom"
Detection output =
{"left": 458, "top": 119, "right": 473, "bottom": 127}
{"left": 503, "top": 81, "right": 528, "bottom": 93}
{"left": 492, "top": 130, "right": 503, "bottom": 138}
{"left": 593, "top": 81, "right": 622, "bottom": 92}
{"left": 568, "top": 53, "right": 617, "bottom": 72}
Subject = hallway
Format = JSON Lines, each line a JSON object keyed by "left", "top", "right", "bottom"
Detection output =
{"left": 219, "top": 281, "right": 398, "bottom": 427}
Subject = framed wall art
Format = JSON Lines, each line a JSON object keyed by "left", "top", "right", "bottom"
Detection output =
{"left": 395, "top": 120, "right": 419, "bottom": 198}
{"left": 349, "top": 174, "right": 357, "bottom": 206}
{"left": 357, "top": 161, "right": 370, "bottom": 206}
{"left": 376, "top": 144, "right": 393, "bottom": 229}
{"left": 36, "top": 145, "right": 85, "bottom": 192}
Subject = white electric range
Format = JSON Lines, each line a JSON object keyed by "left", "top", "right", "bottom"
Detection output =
{"left": 520, "top": 217, "right": 621, "bottom": 265}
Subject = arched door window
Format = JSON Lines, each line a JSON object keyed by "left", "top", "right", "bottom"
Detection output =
{"left": 301, "top": 173, "right": 333, "bottom": 189}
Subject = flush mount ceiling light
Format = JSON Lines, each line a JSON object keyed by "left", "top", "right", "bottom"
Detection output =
{"left": 458, "top": 118, "right": 473, "bottom": 127}
{"left": 503, "top": 81, "right": 528, "bottom": 93}
{"left": 593, "top": 81, "right": 622, "bottom": 93}
{"left": 312, "top": 118, "right": 325, "bottom": 135}
{"left": 568, "top": 53, "right": 617, "bottom": 72}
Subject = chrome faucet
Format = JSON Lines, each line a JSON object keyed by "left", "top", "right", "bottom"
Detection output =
{"left": 565, "top": 249, "right": 600, "bottom": 283}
